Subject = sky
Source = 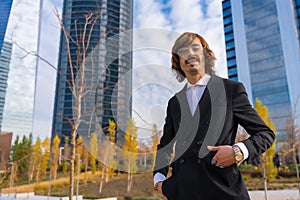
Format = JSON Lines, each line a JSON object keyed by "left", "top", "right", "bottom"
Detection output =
{"left": 32, "top": 0, "right": 227, "bottom": 140}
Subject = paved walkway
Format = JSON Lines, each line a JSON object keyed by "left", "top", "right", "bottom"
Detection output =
{"left": 0, "top": 191, "right": 299, "bottom": 200}
{"left": 249, "top": 190, "right": 300, "bottom": 200}
{"left": 0, "top": 193, "right": 116, "bottom": 200}
{"left": 0, "top": 193, "right": 84, "bottom": 200}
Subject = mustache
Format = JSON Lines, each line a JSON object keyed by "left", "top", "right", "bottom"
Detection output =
{"left": 185, "top": 56, "right": 200, "bottom": 64}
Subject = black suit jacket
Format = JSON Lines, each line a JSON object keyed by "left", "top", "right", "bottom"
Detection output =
{"left": 154, "top": 75, "right": 275, "bottom": 200}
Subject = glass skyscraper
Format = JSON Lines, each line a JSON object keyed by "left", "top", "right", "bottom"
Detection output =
{"left": 0, "top": 0, "right": 13, "bottom": 132}
{"left": 52, "top": 0, "right": 133, "bottom": 144}
{"left": 1, "top": 0, "right": 41, "bottom": 136}
{"left": 222, "top": 0, "right": 300, "bottom": 141}
{"left": 0, "top": 0, "right": 13, "bottom": 52}
{"left": 0, "top": 41, "right": 12, "bottom": 132}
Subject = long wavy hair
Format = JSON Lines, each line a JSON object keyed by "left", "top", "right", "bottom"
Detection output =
{"left": 171, "top": 32, "right": 216, "bottom": 82}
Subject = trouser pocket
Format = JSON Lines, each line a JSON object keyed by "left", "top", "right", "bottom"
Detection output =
{"left": 162, "top": 175, "right": 177, "bottom": 200}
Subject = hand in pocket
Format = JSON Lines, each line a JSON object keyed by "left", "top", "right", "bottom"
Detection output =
{"left": 156, "top": 182, "right": 168, "bottom": 200}
{"left": 162, "top": 176, "right": 177, "bottom": 200}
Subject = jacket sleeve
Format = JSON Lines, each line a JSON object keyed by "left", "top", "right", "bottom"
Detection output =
{"left": 153, "top": 99, "right": 177, "bottom": 177}
{"left": 232, "top": 82, "right": 275, "bottom": 161}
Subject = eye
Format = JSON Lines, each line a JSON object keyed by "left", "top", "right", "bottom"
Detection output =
{"left": 177, "top": 47, "right": 189, "bottom": 55}
{"left": 192, "top": 46, "right": 201, "bottom": 52}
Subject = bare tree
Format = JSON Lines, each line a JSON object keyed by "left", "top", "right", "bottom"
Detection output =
{"left": 151, "top": 124, "right": 161, "bottom": 169}
{"left": 28, "top": 137, "right": 42, "bottom": 183}
{"left": 51, "top": 135, "right": 60, "bottom": 180}
{"left": 10, "top": 7, "right": 102, "bottom": 199}
{"left": 286, "top": 96, "right": 300, "bottom": 197}
{"left": 13, "top": 4, "right": 130, "bottom": 199}
{"left": 99, "top": 119, "right": 116, "bottom": 193}
{"left": 123, "top": 118, "right": 138, "bottom": 192}
{"left": 53, "top": 8, "right": 103, "bottom": 199}
{"left": 81, "top": 144, "right": 89, "bottom": 185}
{"left": 254, "top": 98, "right": 278, "bottom": 200}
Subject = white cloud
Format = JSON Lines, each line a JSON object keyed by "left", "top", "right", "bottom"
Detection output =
{"left": 206, "top": 0, "right": 223, "bottom": 18}
{"left": 134, "top": 0, "right": 172, "bottom": 29}
{"left": 169, "top": 0, "right": 204, "bottom": 31}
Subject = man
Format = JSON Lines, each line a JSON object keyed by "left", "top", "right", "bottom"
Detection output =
{"left": 153, "top": 32, "right": 275, "bottom": 200}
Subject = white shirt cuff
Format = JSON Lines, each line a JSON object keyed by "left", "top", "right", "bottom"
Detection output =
{"left": 154, "top": 172, "right": 166, "bottom": 186}
{"left": 235, "top": 142, "right": 249, "bottom": 165}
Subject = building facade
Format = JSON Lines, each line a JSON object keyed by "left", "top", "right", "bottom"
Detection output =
{"left": 1, "top": 0, "right": 41, "bottom": 136}
{"left": 0, "top": 41, "right": 12, "bottom": 132}
{"left": 0, "top": 0, "right": 13, "bottom": 52}
{"left": 0, "top": 132, "right": 13, "bottom": 169}
{"left": 0, "top": 0, "right": 13, "bottom": 132}
{"left": 222, "top": 0, "right": 300, "bottom": 141}
{"left": 52, "top": 0, "right": 133, "bottom": 144}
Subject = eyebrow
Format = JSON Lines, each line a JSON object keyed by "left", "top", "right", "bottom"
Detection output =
{"left": 178, "top": 43, "right": 201, "bottom": 50}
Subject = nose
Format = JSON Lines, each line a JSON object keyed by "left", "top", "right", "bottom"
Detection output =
{"left": 186, "top": 47, "right": 195, "bottom": 55}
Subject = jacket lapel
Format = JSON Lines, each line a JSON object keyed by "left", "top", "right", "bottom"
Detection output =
{"left": 198, "top": 75, "right": 227, "bottom": 158}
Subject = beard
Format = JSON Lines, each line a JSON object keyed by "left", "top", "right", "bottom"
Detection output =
{"left": 186, "top": 66, "right": 201, "bottom": 75}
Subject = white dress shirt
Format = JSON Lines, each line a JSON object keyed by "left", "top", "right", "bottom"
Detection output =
{"left": 154, "top": 74, "right": 249, "bottom": 186}
{"left": 186, "top": 74, "right": 210, "bottom": 116}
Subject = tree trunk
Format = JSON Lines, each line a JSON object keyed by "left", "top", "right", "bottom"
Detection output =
{"left": 127, "top": 172, "right": 130, "bottom": 192}
{"left": 35, "top": 168, "right": 40, "bottom": 182}
{"left": 84, "top": 164, "right": 88, "bottom": 185}
{"left": 129, "top": 173, "right": 133, "bottom": 192}
{"left": 9, "top": 162, "right": 15, "bottom": 194}
{"left": 99, "top": 166, "right": 105, "bottom": 194}
{"left": 53, "top": 165, "right": 57, "bottom": 180}
{"left": 69, "top": 129, "right": 76, "bottom": 200}
{"left": 105, "top": 166, "right": 109, "bottom": 183}
{"left": 28, "top": 159, "right": 35, "bottom": 184}
{"left": 262, "top": 154, "right": 268, "bottom": 200}
{"left": 48, "top": 163, "right": 52, "bottom": 197}
{"left": 29, "top": 158, "right": 37, "bottom": 183}
{"left": 292, "top": 145, "right": 300, "bottom": 197}
{"left": 127, "top": 160, "right": 132, "bottom": 192}
{"left": 69, "top": 159, "right": 74, "bottom": 200}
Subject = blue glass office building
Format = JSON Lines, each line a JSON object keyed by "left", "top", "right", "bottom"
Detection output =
{"left": 0, "top": 0, "right": 13, "bottom": 52}
{"left": 0, "top": 41, "right": 12, "bottom": 132}
{"left": 0, "top": 0, "right": 13, "bottom": 132}
{"left": 222, "top": 0, "right": 300, "bottom": 141}
{"left": 52, "top": 0, "right": 133, "bottom": 143}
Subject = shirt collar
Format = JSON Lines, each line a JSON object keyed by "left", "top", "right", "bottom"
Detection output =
{"left": 187, "top": 74, "right": 211, "bottom": 89}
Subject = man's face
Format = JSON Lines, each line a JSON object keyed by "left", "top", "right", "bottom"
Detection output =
{"left": 177, "top": 37, "right": 205, "bottom": 77}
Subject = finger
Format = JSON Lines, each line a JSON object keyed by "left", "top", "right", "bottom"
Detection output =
{"left": 207, "top": 145, "right": 220, "bottom": 151}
